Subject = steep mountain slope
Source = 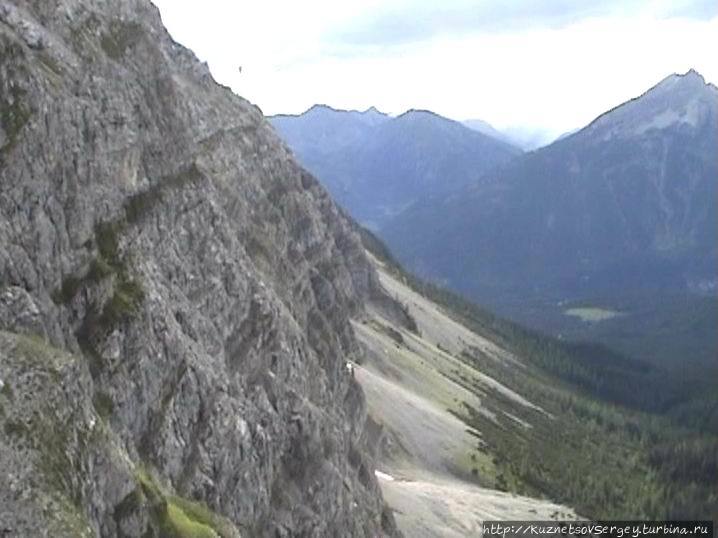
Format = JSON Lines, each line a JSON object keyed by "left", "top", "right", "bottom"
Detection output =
{"left": 0, "top": 1, "right": 403, "bottom": 536}
{"left": 271, "top": 108, "right": 522, "bottom": 229}
{"left": 354, "top": 257, "right": 576, "bottom": 536}
{"left": 383, "top": 70, "right": 718, "bottom": 365}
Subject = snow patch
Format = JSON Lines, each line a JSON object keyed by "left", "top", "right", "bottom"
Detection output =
{"left": 633, "top": 102, "right": 700, "bottom": 135}
{"left": 375, "top": 470, "right": 395, "bottom": 482}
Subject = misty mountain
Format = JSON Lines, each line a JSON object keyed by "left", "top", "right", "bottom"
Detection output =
{"left": 500, "top": 125, "right": 564, "bottom": 150}
{"left": 463, "top": 118, "right": 562, "bottom": 150}
{"left": 461, "top": 118, "right": 516, "bottom": 145}
{"left": 383, "top": 70, "right": 718, "bottom": 364}
{"left": 271, "top": 107, "right": 522, "bottom": 228}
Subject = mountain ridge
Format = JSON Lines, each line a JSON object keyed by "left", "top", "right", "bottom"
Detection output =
{"left": 380, "top": 69, "right": 717, "bottom": 367}
{"left": 271, "top": 103, "right": 390, "bottom": 123}
{"left": 270, "top": 105, "right": 522, "bottom": 228}
{"left": 578, "top": 68, "right": 716, "bottom": 139}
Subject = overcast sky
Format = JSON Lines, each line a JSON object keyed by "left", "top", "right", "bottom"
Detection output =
{"left": 151, "top": 0, "right": 717, "bottom": 139}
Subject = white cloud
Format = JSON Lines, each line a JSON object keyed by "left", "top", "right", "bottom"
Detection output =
{"left": 151, "top": 1, "right": 718, "bottom": 136}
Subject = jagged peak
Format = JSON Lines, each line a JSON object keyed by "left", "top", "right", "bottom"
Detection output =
{"left": 362, "top": 105, "right": 383, "bottom": 115}
{"left": 683, "top": 67, "right": 705, "bottom": 81}
{"left": 652, "top": 68, "right": 711, "bottom": 94}
{"left": 286, "top": 103, "right": 388, "bottom": 120}
{"left": 577, "top": 69, "right": 716, "bottom": 139}
{"left": 269, "top": 103, "right": 347, "bottom": 120}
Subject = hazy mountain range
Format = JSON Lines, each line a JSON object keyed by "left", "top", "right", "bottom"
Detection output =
{"left": 462, "top": 118, "right": 562, "bottom": 150}
{"left": 271, "top": 106, "right": 522, "bottom": 229}
{"left": 273, "top": 70, "right": 718, "bottom": 369}
{"left": 384, "top": 70, "right": 717, "bottom": 300}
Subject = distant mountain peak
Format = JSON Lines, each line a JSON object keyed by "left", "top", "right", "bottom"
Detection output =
{"left": 583, "top": 69, "right": 716, "bottom": 140}
{"left": 270, "top": 103, "right": 521, "bottom": 227}
{"left": 282, "top": 104, "right": 390, "bottom": 126}
{"left": 269, "top": 103, "right": 337, "bottom": 119}
{"left": 306, "top": 103, "right": 338, "bottom": 114}
{"left": 464, "top": 119, "right": 545, "bottom": 150}
{"left": 358, "top": 105, "right": 389, "bottom": 125}
{"left": 302, "top": 103, "right": 388, "bottom": 117}
{"left": 673, "top": 68, "right": 703, "bottom": 81}
{"left": 398, "top": 108, "right": 442, "bottom": 119}
{"left": 653, "top": 68, "right": 709, "bottom": 93}
{"left": 678, "top": 68, "right": 705, "bottom": 82}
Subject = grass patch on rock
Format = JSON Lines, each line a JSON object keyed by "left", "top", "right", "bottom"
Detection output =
{"left": 164, "top": 503, "right": 220, "bottom": 538}
{"left": 135, "top": 468, "right": 238, "bottom": 538}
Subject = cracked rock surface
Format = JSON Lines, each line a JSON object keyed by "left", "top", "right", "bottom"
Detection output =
{"left": 0, "top": 1, "right": 400, "bottom": 536}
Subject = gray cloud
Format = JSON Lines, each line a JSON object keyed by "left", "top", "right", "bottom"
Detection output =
{"left": 327, "top": 0, "right": 718, "bottom": 49}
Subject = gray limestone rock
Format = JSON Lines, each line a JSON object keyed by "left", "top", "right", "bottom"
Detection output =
{"left": 0, "top": 0, "right": 400, "bottom": 536}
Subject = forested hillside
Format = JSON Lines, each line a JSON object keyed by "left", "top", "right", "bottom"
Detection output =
{"left": 361, "top": 228, "right": 718, "bottom": 522}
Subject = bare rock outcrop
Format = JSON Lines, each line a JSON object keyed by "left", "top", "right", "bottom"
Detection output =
{"left": 0, "top": 1, "right": 398, "bottom": 536}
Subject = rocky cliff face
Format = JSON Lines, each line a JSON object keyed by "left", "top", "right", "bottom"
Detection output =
{"left": 0, "top": 0, "right": 399, "bottom": 536}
